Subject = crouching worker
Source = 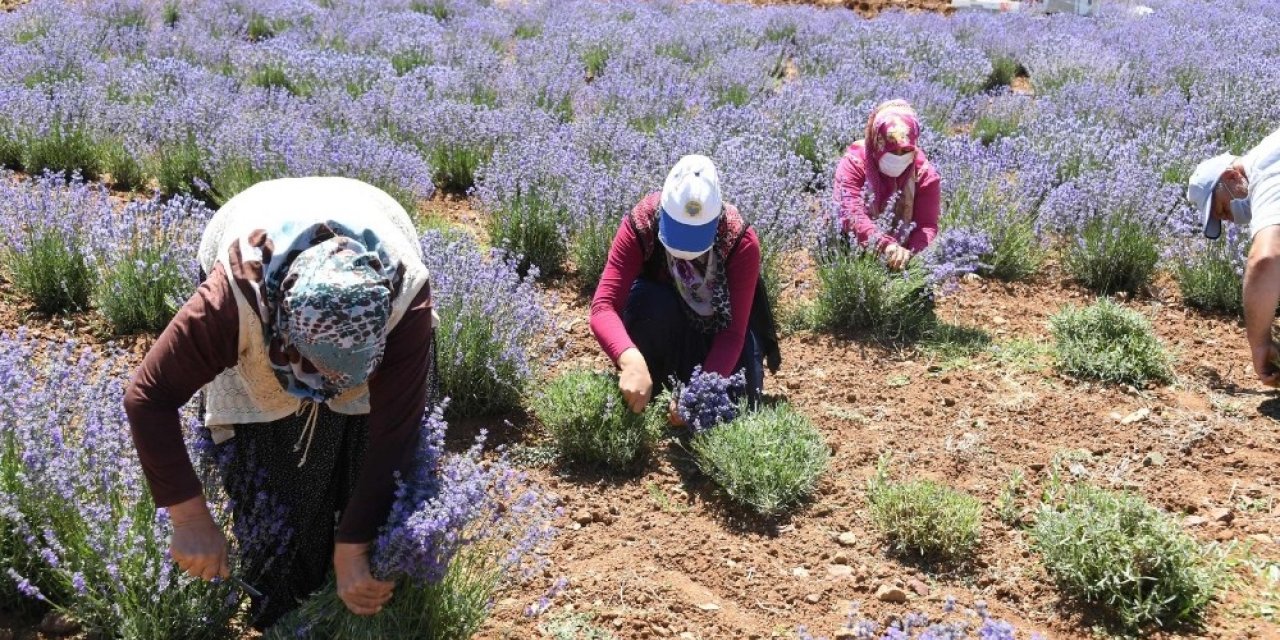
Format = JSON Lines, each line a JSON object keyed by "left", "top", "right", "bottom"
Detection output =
{"left": 1187, "top": 126, "right": 1280, "bottom": 387}
{"left": 832, "top": 99, "right": 942, "bottom": 270}
{"left": 124, "top": 177, "right": 438, "bottom": 628}
{"left": 590, "top": 155, "right": 781, "bottom": 423}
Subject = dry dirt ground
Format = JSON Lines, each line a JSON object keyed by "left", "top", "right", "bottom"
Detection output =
{"left": 465, "top": 264, "right": 1280, "bottom": 640}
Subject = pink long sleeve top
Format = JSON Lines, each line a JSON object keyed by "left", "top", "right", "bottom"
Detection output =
{"left": 590, "top": 192, "right": 761, "bottom": 377}
{"left": 832, "top": 141, "right": 942, "bottom": 254}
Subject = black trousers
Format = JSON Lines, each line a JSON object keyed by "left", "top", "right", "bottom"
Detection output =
{"left": 622, "top": 277, "right": 764, "bottom": 403}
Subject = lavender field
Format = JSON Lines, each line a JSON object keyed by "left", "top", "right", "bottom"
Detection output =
{"left": 2, "top": 0, "right": 1280, "bottom": 638}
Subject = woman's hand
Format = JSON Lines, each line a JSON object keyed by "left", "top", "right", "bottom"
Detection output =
{"left": 334, "top": 543, "right": 394, "bottom": 616}
{"left": 618, "top": 348, "right": 653, "bottom": 414}
{"left": 1251, "top": 341, "right": 1280, "bottom": 387}
{"left": 667, "top": 397, "right": 686, "bottom": 427}
{"left": 168, "top": 495, "right": 230, "bottom": 582}
{"left": 883, "top": 243, "right": 911, "bottom": 271}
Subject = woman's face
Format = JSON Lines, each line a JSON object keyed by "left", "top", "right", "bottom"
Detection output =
{"left": 1211, "top": 166, "right": 1249, "bottom": 221}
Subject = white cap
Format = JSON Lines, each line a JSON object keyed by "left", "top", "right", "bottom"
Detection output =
{"left": 658, "top": 155, "right": 723, "bottom": 260}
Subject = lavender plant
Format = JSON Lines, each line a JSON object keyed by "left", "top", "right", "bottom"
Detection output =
{"left": 1064, "top": 214, "right": 1163, "bottom": 296}
{"left": 921, "top": 227, "right": 992, "bottom": 292}
{"left": 96, "top": 195, "right": 210, "bottom": 334}
{"left": 532, "top": 370, "right": 663, "bottom": 470}
{"left": 0, "top": 332, "right": 240, "bottom": 638}
{"left": 690, "top": 403, "right": 829, "bottom": 516}
{"left": 797, "top": 597, "right": 1046, "bottom": 640}
{"left": 812, "top": 238, "right": 936, "bottom": 344}
{"left": 1171, "top": 226, "right": 1247, "bottom": 315}
{"left": 421, "top": 229, "right": 560, "bottom": 418}
{"left": 1033, "top": 484, "right": 1222, "bottom": 630}
{"left": 1049, "top": 298, "right": 1173, "bottom": 385}
{"left": 677, "top": 366, "right": 746, "bottom": 434}
{"left": 269, "top": 405, "right": 559, "bottom": 639}
{"left": 932, "top": 137, "right": 1051, "bottom": 282}
{"left": 0, "top": 173, "right": 103, "bottom": 315}
{"left": 474, "top": 135, "right": 578, "bottom": 277}
{"left": 865, "top": 454, "right": 983, "bottom": 561}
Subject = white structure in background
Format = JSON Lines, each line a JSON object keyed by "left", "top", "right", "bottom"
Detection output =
{"left": 949, "top": 0, "right": 1100, "bottom": 16}
{"left": 950, "top": 0, "right": 1154, "bottom": 16}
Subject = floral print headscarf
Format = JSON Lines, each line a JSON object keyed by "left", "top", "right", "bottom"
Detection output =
{"left": 228, "top": 221, "right": 403, "bottom": 402}
{"left": 863, "top": 99, "right": 924, "bottom": 225}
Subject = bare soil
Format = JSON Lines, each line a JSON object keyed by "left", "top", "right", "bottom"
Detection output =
{"left": 468, "top": 264, "right": 1280, "bottom": 640}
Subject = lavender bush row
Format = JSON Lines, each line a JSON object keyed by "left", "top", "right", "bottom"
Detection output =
{"left": 420, "top": 229, "right": 562, "bottom": 418}
{"left": 3, "top": 0, "right": 1272, "bottom": 285}
{"left": 0, "top": 331, "right": 240, "bottom": 638}
{"left": 0, "top": 172, "right": 209, "bottom": 331}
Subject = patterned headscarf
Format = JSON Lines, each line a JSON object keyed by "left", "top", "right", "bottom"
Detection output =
{"left": 865, "top": 99, "right": 921, "bottom": 161}
{"left": 226, "top": 220, "right": 403, "bottom": 403}
{"left": 862, "top": 99, "right": 925, "bottom": 224}
{"left": 271, "top": 236, "right": 393, "bottom": 401}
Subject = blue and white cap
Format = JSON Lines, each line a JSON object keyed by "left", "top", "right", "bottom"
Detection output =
{"left": 1187, "top": 153, "right": 1237, "bottom": 240}
{"left": 659, "top": 155, "right": 723, "bottom": 260}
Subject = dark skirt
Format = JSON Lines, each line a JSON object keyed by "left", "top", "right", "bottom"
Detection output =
{"left": 215, "top": 405, "right": 369, "bottom": 629}
{"left": 213, "top": 341, "right": 440, "bottom": 630}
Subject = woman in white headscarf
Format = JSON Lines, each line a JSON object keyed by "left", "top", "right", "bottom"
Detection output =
{"left": 125, "top": 177, "right": 437, "bottom": 628}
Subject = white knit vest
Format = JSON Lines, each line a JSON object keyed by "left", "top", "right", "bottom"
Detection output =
{"left": 196, "top": 177, "right": 429, "bottom": 444}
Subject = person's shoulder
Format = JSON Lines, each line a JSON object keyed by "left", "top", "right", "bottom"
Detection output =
{"left": 1248, "top": 130, "right": 1280, "bottom": 176}
{"left": 639, "top": 190, "right": 662, "bottom": 208}
{"left": 629, "top": 191, "right": 662, "bottom": 226}
{"left": 843, "top": 141, "right": 867, "bottom": 163}
{"left": 835, "top": 143, "right": 867, "bottom": 179}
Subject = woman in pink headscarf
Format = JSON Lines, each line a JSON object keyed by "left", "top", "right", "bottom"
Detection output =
{"left": 832, "top": 99, "right": 942, "bottom": 270}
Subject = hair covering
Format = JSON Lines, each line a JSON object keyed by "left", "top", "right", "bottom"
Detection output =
{"left": 865, "top": 99, "right": 921, "bottom": 160}
{"left": 1187, "top": 153, "right": 1238, "bottom": 239}
{"left": 862, "top": 99, "right": 928, "bottom": 224}
{"left": 256, "top": 223, "right": 401, "bottom": 403}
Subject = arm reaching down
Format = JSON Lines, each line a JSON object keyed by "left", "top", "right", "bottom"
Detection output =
{"left": 833, "top": 148, "right": 893, "bottom": 252}
{"left": 124, "top": 262, "right": 240, "bottom": 580}
{"left": 1244, "top": 226, "right": 1280, "bottom": 386}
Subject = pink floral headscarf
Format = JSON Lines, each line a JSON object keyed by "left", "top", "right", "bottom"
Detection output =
{"left": 862, "top": 99, "right": 925, "bottom": 224}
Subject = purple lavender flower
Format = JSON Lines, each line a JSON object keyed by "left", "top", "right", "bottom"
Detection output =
{"left": 8, "top": 568, "right": 45, "bottom": 601}
{"left": 922, "top": 226, "right": 993, "bottom": 293}
{"left": 678, "top": 366, "right": 746, "bottom": 434}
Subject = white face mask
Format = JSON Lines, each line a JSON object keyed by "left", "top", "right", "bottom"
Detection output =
{"left": 878, "top": 152, "right": 915, "bottom": 178}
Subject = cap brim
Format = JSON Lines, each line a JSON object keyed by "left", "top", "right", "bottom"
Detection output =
{"left": 1202, "top": 178, "right": 1222, "bottom": 240}
{"left": 659, "top": 208, "right": 717, "bottom": 256}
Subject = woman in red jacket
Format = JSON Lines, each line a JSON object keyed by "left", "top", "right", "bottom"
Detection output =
{"left": 832, "top": 99, "right": 943, "bottom": 270}
{"left": 590, "top": 155, "right": 779, "bottom": 418}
